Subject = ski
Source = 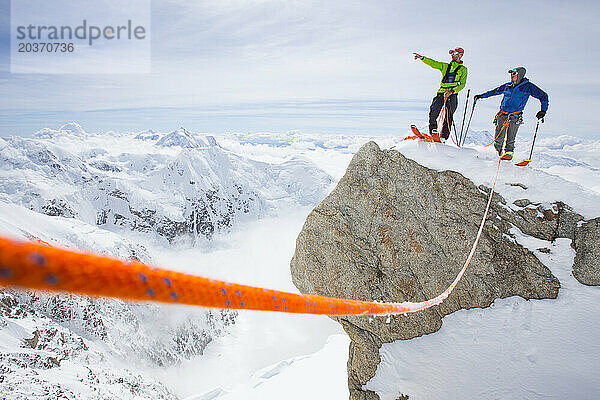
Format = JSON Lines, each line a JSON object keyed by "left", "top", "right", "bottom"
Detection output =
{"left": 410, "top": 124, "right": 426, "bottom": 139}
{"left": 410, "top": 125, "right": 434, "bottom": 142}
{"left": 515, "top": 159, "right": 531, "bottom": 167}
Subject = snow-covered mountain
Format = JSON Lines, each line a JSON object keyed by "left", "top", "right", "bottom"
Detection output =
{"left": 1, "top": 125, "right": 600, "bottom": 399}
{"left": 0, "top": 123, "right": 334, "bottom": 244}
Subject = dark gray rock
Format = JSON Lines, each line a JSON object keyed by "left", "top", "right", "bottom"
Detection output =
{"left": 572, "top": 218, "right": 600, "bottom": 286}
{"left": 290, "top": 141, "right": 562, "bottom": 399}
{"left": 41, "top": 198, "right": 78, "bottom": 218}
{"left": 497, "top": 199, "right": 584, "bottom": 242}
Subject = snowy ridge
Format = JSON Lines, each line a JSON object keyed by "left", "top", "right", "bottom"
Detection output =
{"left": 156, "top": 127, "right": 218, "bottom": 149}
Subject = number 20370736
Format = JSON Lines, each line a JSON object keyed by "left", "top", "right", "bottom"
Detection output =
{"left": 18, "top": 43, "right": 74, "bottom": 53}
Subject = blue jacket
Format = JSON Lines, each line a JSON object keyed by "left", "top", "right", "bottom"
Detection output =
{"left": 480, "top": 78, "right": 548, "bottom": 113}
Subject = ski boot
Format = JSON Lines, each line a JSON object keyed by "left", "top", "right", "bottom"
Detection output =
{"left": 430, "top": 129, "right": 442, "bottom": 143}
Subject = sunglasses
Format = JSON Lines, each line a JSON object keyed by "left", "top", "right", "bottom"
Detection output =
{"left": 508, "top": 69, "right": 518, "bottom": 75}
{"left": 449, "top": 50, "right": 459, "bottom": 55}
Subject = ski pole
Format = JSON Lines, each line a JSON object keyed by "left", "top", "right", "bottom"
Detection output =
{"left": 458, "top": 89, "right": 470, "bottom": 147}
{"left": 516, "top": 118, "right": 543, "bottom": 166}
{"left": 461, "top": 97, "right": 478, "bottom": 146}
{"left": 529, "top": 118, "right": 543, "bottom": 160}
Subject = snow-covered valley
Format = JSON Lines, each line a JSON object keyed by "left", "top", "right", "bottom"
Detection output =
{"left": 1, "top": 123, "right": 599, "bottom": 399}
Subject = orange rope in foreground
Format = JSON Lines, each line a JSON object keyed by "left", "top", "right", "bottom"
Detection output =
{"left": 0, "top": 161, "right": 501, "bottom": 316}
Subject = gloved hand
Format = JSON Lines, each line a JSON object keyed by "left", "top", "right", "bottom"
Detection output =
{"left": 474, "top": 94, "right": 482, "bottom": 102}
{"left": 536, "top": 110, "right": 546, "bottom": 120}
{"left": 413, "top": 52, "right": 424, "bottom": 60}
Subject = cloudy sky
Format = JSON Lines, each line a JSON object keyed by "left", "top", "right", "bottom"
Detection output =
{"left": 0, "top": 0, "right": 598, "bottom": 138}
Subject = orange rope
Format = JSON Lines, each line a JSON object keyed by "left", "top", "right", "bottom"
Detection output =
{"left": 0, "top": 162, "right": 502, "bottom": 317}
{"left": 437, "top": 97, "right": 448, "bottom": 135}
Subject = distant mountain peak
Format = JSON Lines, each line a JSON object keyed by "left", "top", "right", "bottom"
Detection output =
{"left": 35, "top": 122, "right": 87, "bottom": 139}
{"left": 59, "top": 122, "right": 86, "bottom": 135}
{"left": 156, "top": 127, "right": 218, "bottom": 149}
{"left": 134, "top": 129, "right": 160, "bottom": 141}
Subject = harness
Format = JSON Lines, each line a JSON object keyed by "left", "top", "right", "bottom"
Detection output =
{"left": 440, "top": 63, "right": 463, "bottom": 89}
{"left": 485, "top": 110, "right": 523, "bottom": 148}
{"left": 494, "top": 109, "right": 523, "bottom": 125}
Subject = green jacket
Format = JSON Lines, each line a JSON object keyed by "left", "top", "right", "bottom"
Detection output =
{"left": 422, "top": 57, "right": 468, "bottom": 94}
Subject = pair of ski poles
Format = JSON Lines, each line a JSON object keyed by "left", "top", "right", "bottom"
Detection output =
{"left": 440, "top": 89, "right": 474, "bottom": 147}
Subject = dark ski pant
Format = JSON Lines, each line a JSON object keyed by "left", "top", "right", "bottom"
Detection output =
{"left": 494, "top": 112, "right": 522, "bottom": 154}
{"left": 429, "top": 93, "right": 458, "bottom": 139}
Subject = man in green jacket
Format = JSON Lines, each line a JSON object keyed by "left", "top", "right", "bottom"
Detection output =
{"left": 413, "top": 47, "right": 468, "bottom": 141}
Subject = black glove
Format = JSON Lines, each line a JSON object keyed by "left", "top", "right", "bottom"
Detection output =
{"left": 474, "top": 94, "right": 482, "bottom": 102}
{"left": 536, "top": 110, "right": 546, "bottom": 120}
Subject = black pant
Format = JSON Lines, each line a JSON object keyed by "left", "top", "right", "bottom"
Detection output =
{"left": 428, "top": 93, "right": 458, "bottom": 139}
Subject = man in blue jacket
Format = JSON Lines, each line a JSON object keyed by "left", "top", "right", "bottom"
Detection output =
{"left": 474, "top": 67, "right": 548, "bottom": 160}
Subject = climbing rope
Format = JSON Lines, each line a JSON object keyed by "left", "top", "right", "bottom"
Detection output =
{"left": 0, "top": 164, "right": 502, "bottom": 317}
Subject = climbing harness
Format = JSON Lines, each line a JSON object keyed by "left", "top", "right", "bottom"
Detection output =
{"left": 485, "top": 110, "right": 523, "bottom": 148}
{"left": 440, "top": 63, "right": 463, "bottom": 92}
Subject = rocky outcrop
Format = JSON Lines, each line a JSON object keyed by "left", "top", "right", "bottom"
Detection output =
{"left": 572, "top": 218, "right": 600, "bottom": 285}
{"left": 290, "top": 141, "right": 568, "bottom": 399}
{"left": 495, "top": 197, "right": 583, "bottom": 242}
